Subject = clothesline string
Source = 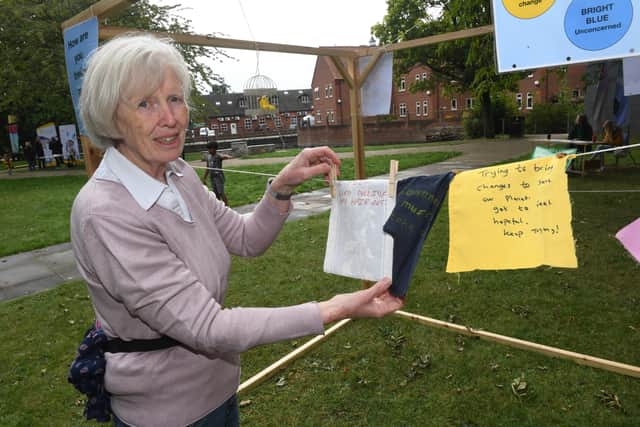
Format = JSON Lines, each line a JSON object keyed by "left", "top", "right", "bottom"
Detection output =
{"left": 192, "top": 165, "right": 640, "bottom": 193}
{"left": 192, "top": 165, "right": 328, "bottom": 184}
{"left": 194, "top": 142, "right": 640, "bottom": 178}
{"left": 570, "top": 142, "right": 640, "bottom": 157}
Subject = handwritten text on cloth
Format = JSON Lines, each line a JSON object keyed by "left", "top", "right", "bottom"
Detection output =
{"left": 324, "top": 180, "right": 394, "bottom": 282}
{"left": 446, "top": 156, "right": 577, "bottom": 272}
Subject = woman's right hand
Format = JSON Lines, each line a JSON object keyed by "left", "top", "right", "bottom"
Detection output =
{"left": 268, "top": 146, "right": 341, "bottom": 197}
{"left": 317, "top": 277, "right": 404, "bottom": 324}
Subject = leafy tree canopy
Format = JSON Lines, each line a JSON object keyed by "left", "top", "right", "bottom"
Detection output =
{"left": 0, "top": 0, "right": 228, "bottom": 141}
{"left": 372, "top": 0, "right": 524, "bottom": 136}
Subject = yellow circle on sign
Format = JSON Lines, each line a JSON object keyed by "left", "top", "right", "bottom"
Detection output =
{"left": 502, "top": 0, "right": 555, "bottom": 19}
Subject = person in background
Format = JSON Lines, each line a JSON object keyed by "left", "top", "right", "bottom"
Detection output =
{"left": 2, "top": 151, "right": 13, "bottom": 175}
{"left": 71, "top": 33, "right": 403, "bottom": 427}
{"left": 65, "top": 139, "right": 77, "bottom": 167}
{"left": 202, "top": 141, "right": 232, "bottom": 205}
{"left": 592, "top": 120, "right": 625, "bottom": 168}
{"left": 36, "top": 137, "right": 46, "bottom": 169}
{"left": 50, "top": 136, "right": 63, "bottom": 168}
{"left": 568, "top": 113, "right": 593, "bottom": 142}
{"left": 23, "top": 141, "right": 36, "bottom": 171}
{"left": 567, "top": 113, "right": 594, "bottom": 155}
{"left": 601, "top": 120, "right": 624, "bottom": 147}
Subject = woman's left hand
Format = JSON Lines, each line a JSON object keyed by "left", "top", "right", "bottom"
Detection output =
{"left": 268, "top": 146, "right": 341, "bottom": 196}
{"left": 318, "top": 277, "right": 404, "bottom": 324}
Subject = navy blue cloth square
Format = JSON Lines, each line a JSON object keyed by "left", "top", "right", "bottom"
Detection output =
{"left": 383, "top": 173, "right": 454, "bottom": 297}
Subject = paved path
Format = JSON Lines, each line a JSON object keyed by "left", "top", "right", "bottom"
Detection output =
{"left": 0, "top": 139, "right": 532, "bottom": 302}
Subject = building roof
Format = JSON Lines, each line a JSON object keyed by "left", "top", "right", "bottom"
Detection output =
{"left": 203, "top": 89, "right": 313, "bottom": 117}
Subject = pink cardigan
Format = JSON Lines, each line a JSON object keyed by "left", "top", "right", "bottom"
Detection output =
{"left": 70, "top": 158, "right": 324, "bottom": 426}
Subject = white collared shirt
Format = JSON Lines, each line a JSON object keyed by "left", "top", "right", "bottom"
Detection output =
{"left": 94, "top": 147, "right": 192, "bottom": 222}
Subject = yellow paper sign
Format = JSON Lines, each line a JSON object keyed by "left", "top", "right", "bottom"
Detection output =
{"left": 446, "top": 156, "right": 577, "bottom": 272}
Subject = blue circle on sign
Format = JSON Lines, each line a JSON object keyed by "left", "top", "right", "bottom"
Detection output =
{"left": 564, "top": 0, "right": 633, "bottom": 51}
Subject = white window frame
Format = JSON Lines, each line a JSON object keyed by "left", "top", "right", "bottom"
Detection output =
{"left": 399, "top": 78, "right": 406, "bottom": 92}
{"left": 316, "top": 111, "right": 322, "bottom": 123}
{"left": 244, "top": 118, "right": 252, "bottom": 129}
{"left": 415, "top": 101, "right": 421, "bottom": 116}
{"left": 526, "top": 92, "right": 533, "bottom": 109}
{"left": 415, "top": 74, "right": 420, "bottom": 82}
{"left": 422, "top": 72, "right": 427, "bottom": 80}
{"left": 274, "top": 116, "right": 282, "bottom": 128}
{"left": 451, "top": 98, "right": 458, "bottom": 111}
{"left": 399, "top": 103, "right": 407, "bottom": 117}
{"left": 423, "top": 100, "right": 429, "bottom": 116}
{"left": 516, "top": 93, "right": 523, "bottom": 109}
{"left": 220, "top": 123, "right": 228, "bottom": 131}
{"left": 258, "top": 116, "right": 266, "bottom": 127}
{"left": 466, "top": 98, "right": 474, "bottom": 110}
{"left": 314, "top": 87, "right": 320, "bottom": 100}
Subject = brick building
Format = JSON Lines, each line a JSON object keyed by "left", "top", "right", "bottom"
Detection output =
{"left": 200, "top": 56, "right": 589, "bottom": 146}
{"left": 199, "top": 89, "right": 313, "bottom": 140}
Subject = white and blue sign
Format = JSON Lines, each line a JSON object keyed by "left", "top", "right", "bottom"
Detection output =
{"left": 63, "top": 17, "right": 98, "bottom": 135}
{"left": 492, "top": 0, "right": 639, "bottom": 72}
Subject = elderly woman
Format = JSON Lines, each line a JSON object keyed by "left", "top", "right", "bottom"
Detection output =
{"left": 71, "top": 33, "right": 402, "bottom": 427}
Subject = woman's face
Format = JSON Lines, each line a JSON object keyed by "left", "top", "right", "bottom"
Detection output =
{"left": 115, "top": 68, "right": 188, "bottom": 181}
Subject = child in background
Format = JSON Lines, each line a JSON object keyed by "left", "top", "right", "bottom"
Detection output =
{"left": 202, "top": 141, "right": 232, "bottom": 205}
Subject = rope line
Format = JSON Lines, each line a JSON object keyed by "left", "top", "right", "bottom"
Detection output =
{"left": 571, "top": 142, "right": 640, "bottom": 158}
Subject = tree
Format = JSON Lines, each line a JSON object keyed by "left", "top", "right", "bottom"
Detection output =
{"left": 0, "top": 0, "right": 227, "bottom": 141}
{"left": 372, "top": 0, "right": 523, "bottom": 137}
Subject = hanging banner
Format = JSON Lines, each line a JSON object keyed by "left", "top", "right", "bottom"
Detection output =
{"left": 623, "top": 56, "right": 640, "bottom": 96}
{"left": 615, "top": 218, "right": 640, "bottom": 263}
{"left": 324, "top": 179, "right": 394, "bottom": 282}
{"left": 63, "top": 17, "right": 98, "bottom": 135}
{"left": 8, "top": 124, "right": 19, "bottom": 155}
{"left": 359, "top": 52, "right": 393, "bottom": 116}
{"left": 59, "top": 124, "right": 80, "bottom": 160}
{"left": 36, "top": 122, "right": 57, "bottom": 163}
{"left": 447, "top": 156, "right": 577, "bottom": 272}
{"left": 491, "top": 0, "right": 640, "bottom": 73}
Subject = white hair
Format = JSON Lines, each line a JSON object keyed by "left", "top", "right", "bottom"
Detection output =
{"left": 79, "top": 33, "right": 191, "bottom": 149}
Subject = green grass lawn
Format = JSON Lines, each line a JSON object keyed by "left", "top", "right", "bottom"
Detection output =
{"left": 0, "top": 151, "right": 458, "bottom": 258}
{"left": 0, "top": 151, "right": 639, "bottom": 426}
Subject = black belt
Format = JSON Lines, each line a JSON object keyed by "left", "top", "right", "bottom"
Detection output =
{"left": 104, "top": 335, "right": 181, "bottom": 353}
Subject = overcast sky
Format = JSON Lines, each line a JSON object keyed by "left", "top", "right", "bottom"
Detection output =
{"left": 154, "top": 0, "right": 390, "bottom": 93}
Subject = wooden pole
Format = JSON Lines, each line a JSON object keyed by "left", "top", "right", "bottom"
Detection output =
{"left": 395, "top": 310, "right": 640, "bottom": 379}
{"left": 61, "top": 0, "right": 137, "bottom": 30}
{"left": 79, "top": 136, "right": 103, "bottom": 177}
{"left": 360, "top": 25, "right": 494, "bottom": 56}
{"left": 329, "top": 56, "right": 354, "bottom": 90}
{"left": 358, "top": 50, "right": 384, "bottom": 86}
{"left": 99, "top": 26, "right": 360, "bottom": 58}
{"left": 347, "top": 58, "right": 366, "bottom": 180}
{"left": 238, "top": 319, "right": 352, "bottom": 394}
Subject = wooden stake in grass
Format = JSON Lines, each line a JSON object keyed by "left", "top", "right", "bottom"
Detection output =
{"left": 395, "top": 310, "right": 640, "bottom": 379}
{"left": 238, "top": 319, "right": 351, "bottom": 394}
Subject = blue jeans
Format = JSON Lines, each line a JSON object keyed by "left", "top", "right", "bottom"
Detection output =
{"left": 112, "top": 394, "right": 239, "bottom": 427}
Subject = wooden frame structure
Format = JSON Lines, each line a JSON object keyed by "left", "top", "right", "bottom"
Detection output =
{"left": 62, "top": 0, "right": 639, "bottom": 396}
